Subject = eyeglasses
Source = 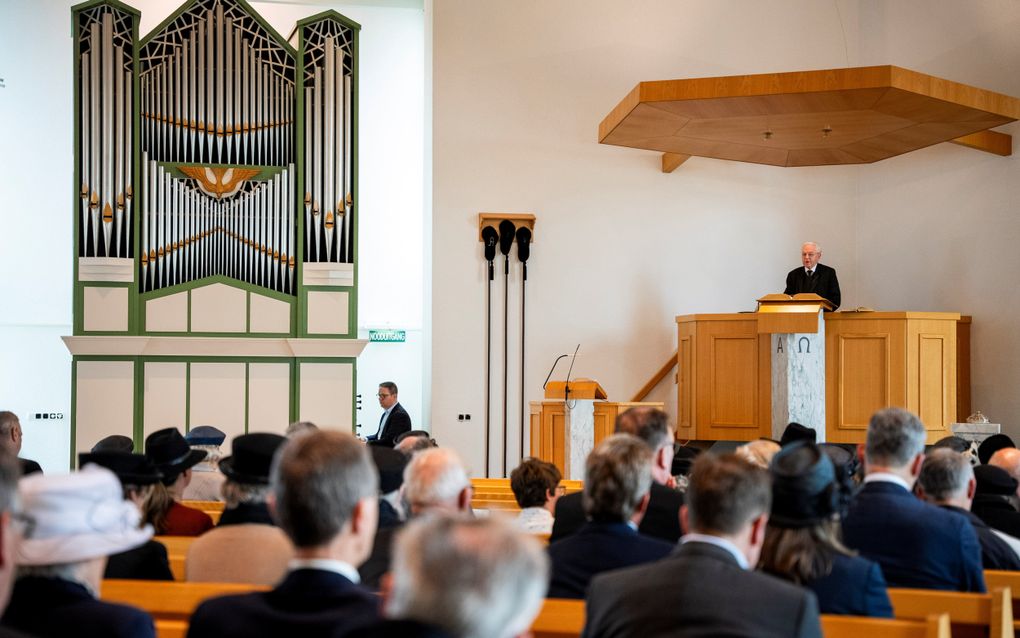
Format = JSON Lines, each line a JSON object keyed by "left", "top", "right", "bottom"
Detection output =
{"left": 377, "top": 393, "right": 392, "bottom": 398}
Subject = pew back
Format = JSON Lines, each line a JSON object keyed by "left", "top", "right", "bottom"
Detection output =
{"left": 889, "top": 586, "right": 1014, "bottom": 638}
{"left": 821, "top": 613, "right": 951, "bottom": 638}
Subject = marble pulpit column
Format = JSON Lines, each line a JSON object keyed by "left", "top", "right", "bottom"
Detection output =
{"left": 770, "top": 309, "right": 826, "bottom": 442}
{"left": 562, "top": 399, "right": 595, "bottom": 481}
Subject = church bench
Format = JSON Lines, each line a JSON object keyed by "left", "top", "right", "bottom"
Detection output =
{"left": 154, "top": 619, "right": 188, "bottom": 638}
{"left": 530, "top": 598, "right": 584, "bottom": 638}
{"left": 821, "top": 613, "right": 951, "bottom": 638}
{"left": 155, "top": 535, "right": 196, "bottom": 581}
{"left": 984, "top": 572, "right": 1020, "bottom": 633}
{"left": 888, "top": 586, "right": 1013, "bottom": 638}
{"left": 100, "top": 579, "right": 268, "bottom": 621}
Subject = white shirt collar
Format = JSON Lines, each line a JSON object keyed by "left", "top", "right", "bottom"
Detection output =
{"left": 864, "top": 472, "right": 912, "bottom": 492}
{"left": 288, "top": 558, "right": 361, "bottom": 583}
{"left": 681, "top": 533, "right": 749, "bottom": 569}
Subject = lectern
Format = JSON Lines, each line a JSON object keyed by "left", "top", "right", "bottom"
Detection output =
{"left": 757, "top": 294, "right": 833, "bottom": 441}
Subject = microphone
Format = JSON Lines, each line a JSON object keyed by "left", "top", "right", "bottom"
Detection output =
{"left": 515, "top": 226, "right": 531, "bottom": 262}
{"left": 481, "top": 226, "right": 498, "bottom": 280}
{"left": 542, "top": 354, "right": 569, "bottom": 390}
{"left": 498, "top": 220, "right": 515, "bottom": 275}
{"left": 564, "top": 343, "right": 580, "bottom": 402}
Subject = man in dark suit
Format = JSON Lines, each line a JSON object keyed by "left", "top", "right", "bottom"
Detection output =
{"left": 971, "top": 464, "right": 1020, "bottom": 539}
{"left": 917, "top": 449, "right": 1020, "bottom": 570}
{"left": 366, "top": 382, "right": 412, "bottom": 447}
{"left": 0, "top": 411, "right": 42, "bottom": 476}
{"left": 547, "top": 434, "right": 674, "bottom": 598}
{"left": 551, "top": 407, "right": 683, "bottom": 543}
{"left": 583, "top": 453, "right": 821, "bottom": 638}
{"left": 187, "top": 431, "right": 381, "bottom": 638}
{"left": 783, "top": 241, "right": 841, "bottom": 310}
{"left": 842, "top": 408, "right": 985, "bottom": 591}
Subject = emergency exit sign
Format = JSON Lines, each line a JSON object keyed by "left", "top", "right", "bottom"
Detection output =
{"left": 369, "top": 329, "right": 405, "bottom": 343}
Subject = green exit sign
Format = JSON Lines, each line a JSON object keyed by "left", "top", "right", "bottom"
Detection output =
{"left": 370, "top": 329, "right": 406, "bottom": 343}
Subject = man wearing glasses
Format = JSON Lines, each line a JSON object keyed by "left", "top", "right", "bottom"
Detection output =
{"left": 783, "top": 241, "right": 841, "bottom": 311}
{"left": 366, "top": 382, "right": 412, "bottom": 448}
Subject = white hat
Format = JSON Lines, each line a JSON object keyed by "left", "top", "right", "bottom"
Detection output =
{"left": 15, "top": 465, "right": 153, "bottom": 566}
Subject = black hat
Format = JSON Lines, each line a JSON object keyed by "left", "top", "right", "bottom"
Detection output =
{"left": 780, "top": 422, "right": 817, "bottom": 447}
{"left": 672, "top": 444, "right": 701, "bottom": 477}
{"left": 979, "top": 434, "right": 1015, "bottom": 465}
{"left": 92, "top": 435, "right": 135, "bottom": 454}
{"left": 186, "top": 425, "right": 226, "bottom": 446}
{"left": 974, "top": 464, "right": 1018, "bottom": 496}
{"left": 79, "top": 452, "right": 163, "bottom": 486}
{"left": 933, "top": 436, "right": 970, "bottom": 454}
{"left": 145, "top": 428, "right": 207, "bottom": 485}
{"left": 769, "top": 441, "right": 839, "bottom": 528}
{"left": 370, "top": 446, "right": 408, "bottom": 494}
{"left": 218, "top": 433, "right": 287, "bottom": 486}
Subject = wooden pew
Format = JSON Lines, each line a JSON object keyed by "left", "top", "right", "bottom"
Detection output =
{"left": 101, "top": 578, "right": 268, "bottom": 621}
{"left": 889, "top": 586, "right": 1014, "bottom": 638}
{"left": 531, "top": 598, "right": 584, "bottom": 638}
{"left": 155, "top": 619, "right": 188, "bottom": 638}
{"left": 985, "top": 571, "right": 1020, "bottom": 633}
{"left": 155, "top": 536, "right": 195, "bottom": 581}
{"left": 180, "top": 500, "right": 223, "bottom": 524}
{"left": 821, "top": 613, "right": 951, "bottom": 638}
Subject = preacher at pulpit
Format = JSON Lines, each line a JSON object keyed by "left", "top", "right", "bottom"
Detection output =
{"left": 784, "top": 241, "right": 841, "bottom": 310}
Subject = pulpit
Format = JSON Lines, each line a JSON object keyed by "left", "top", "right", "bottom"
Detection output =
{"left": 529, "top": 380, "right": 662, "bottom": 480}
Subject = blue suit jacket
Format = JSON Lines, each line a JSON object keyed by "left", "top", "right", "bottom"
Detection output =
{"left": 804, "top": 552, "right": 893, "bottom": 617}
{"left": 842, "top": 481, "right": 985, "bottom": 592}
{"left": 186, "top": 569, "right": 380, "bottom": 638}
{"left": 1, "top": 576, "right": 154, "bottom": 638}
{"left": 547, "top": 521, "right": 674, "bottom": 598}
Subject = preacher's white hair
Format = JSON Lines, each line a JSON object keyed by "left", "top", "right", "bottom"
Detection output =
{"left": 402, "top": 448, "right": 469, "bottom": 510}
{"left": 801, "top": 241, "right": 822, "bottom": 252}
{"left": 189, "top": 444, "right": 222, "bottom": 466}
{"left": 386, "top": 514, "right": 549, "bottom": 638}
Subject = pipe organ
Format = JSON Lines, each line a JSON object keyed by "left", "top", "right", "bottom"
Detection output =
{"left": 69, "top": 0, "right": 365, "bottom": 465}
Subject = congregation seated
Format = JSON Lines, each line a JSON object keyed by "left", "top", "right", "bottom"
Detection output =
{"left": 761, "top": 441, "right": 893, "bottom": 617}
{"left": 357, "top": 446, "right": 409, "bottom": 589}
{"left": 1, "top": 466, "right": 156, "bottom": 638}
{"left": 187, "top": 430, "right": 381, "bottom": 637}
{"left": 971, "top": 463, "right": 1020, "bottom": 539}
{"left": 80, "top": 451, "right": 174, "bottom": 581}
{"left": 583, "top": 453, "right": 822, "bottom": 638}
{"left": 143, "top": 428, "right": 214, "bottom": 536}
{"left": 551, "top": 407, "right": 683, "bottom": 543}
{"left": 547, "top": 434, "right": 673, "bottom": 599}
{"left": 181, "top": 426, "right": 226, "bottom": 502}
{"left": 347, "top": 515, "right": 547, "bottom": 638}
{"left": 394, "top": 430, "right": 437, "bottom": 457}
{"left": 510, "top": 457, "right": 562, "bottom": 535}
{"left": 842, "top": 407, "right": 985, "bottom": 591}
{"left": 734, "top": 439, "right": 780, "bottom": 468}
{"left": 917, "top": 448, "right": 1020, "bottom": 570}
{"left": 0, "top": 411, "right": 41, "bottom": 477}
{"left": 285, "top": 420, "right": 319, "bottom": 439}
{"left": 359, "top": 447, "right": 472, "bottom": 590}
{"left": 186, "top": 433, "right": 292, "bottom": 585}
{"left": 978, "top": 433, "right": 1015, "bottom": 465}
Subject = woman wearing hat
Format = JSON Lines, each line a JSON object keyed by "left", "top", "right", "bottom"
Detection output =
{"left": 143, "top": 428, "right": 214, "bottom": 536}
{"left": 0, "top": 466, "right": 156, "bottom": 637}
{"left": 80, "top": 452, "right": 174, "bottom": 581}
{"left": 760, "top": 441, "right": 893, "bottom": 617}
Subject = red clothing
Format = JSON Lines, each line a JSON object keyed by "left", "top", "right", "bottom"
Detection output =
{"left": 163, "top": 501, "right": 214, "bottom": 536}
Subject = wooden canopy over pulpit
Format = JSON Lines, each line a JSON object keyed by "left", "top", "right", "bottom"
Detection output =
{"left": 529, "top": 379, "right": 662, "bottom": 480}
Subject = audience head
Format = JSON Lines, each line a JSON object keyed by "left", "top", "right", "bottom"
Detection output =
{"left": 185, "top": 426, "right": 226, "bottom": 467}
{"left": 779, "top": 423, "right": 816, "bottom": 447}
{"left": 385, "top": 515, "right": 548, "bottom": 638}
{"left": 979, "top": 434, "right": 1015, "bottom": 465}
{"left": 614, "top": 407, "right": 675, "bottom": 484}
{"left": 933, "top": 435, "right": 975, "bottom": 457}
{"left": 683, "top": 453, "right": 771, "bottom": 564}
{"left": 509, "top": 458, "right": 561, "bottom": 512}
{"left": 0, "top": 412, "right": 22, "bottom": 456}
{"left": 15, "top": 466, "right": 151, "bottom": 595}
{"left": 144, "top": 427, "right": 206, "bottom": 488}
{"left": 370, "top": 446, "right": 409, "bottom": 496}
{"left": 219, "top": 433, "right": 287, "bottom": 507}
{"left": 78, "top": 452, "right": 163, "bottom": 508}
{"left": 582, "top": 434, "right": 653, "bottom": 524}
{"left": 735, "top": 439, "right": 781, "bottom": 469}
{"left": 917, "top": 449, "right": 974, "bottom": 508}
{"left": 760, "top": 442, "right": 851, "bottom": 584}
{"left": 285, "top": 421, "right": 318, "bottom": 439}
{"left": 402, "top": 448, "right": 471, "bottom": 516}
{"left": 394, "top": 430, "right": 437, "bottom": 457}
{"left": 973, "top": 464, "right": 1018, "bottom": 499}
{"left": 91, "top": 435, "right": 134, "bottom": 454}
{"left": 864, "top": 408, "right": 926, "bottom": 481}
{"left": 271, "top": 430, "right": 378, "bottom": 560}
{"left": 0, "top": 450, "right": 20, "bottom": 611}
{"left": 989, "top": 447, "right": 1020, "bottom": 498}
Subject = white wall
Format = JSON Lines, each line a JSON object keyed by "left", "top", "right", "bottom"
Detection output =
{"left": 855, "top": 0, "right": 1020, "bottom": 437}
{"left": 431, "top": 0, "right": 864, "bottom": 475}
{"left": 0, "top": 0, "right": 425, "bottom": 470}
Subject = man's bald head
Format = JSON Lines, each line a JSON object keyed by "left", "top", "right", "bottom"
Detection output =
{"left": 990, "top": 448, "right": 1020, "bottom": 497}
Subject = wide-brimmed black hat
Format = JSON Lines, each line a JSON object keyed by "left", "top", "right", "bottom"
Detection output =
{"left": 145, "top": 428, "right": 207, "bottom": 485}
{"left": 769, "top": 441, "right": 839, "bottom": 528}
{"left": 219, "top": 433, "right": 287, "bottom": 485}
{"left": 370, "top": 445, "right": 408, "bottom": 494}
{"left": 79, "top": 452, "right": 163, "bottom": 486}
{"left": 780, "top": 422, "right": 817, "bottom": 447}
{"left": 92, "top": 435, "right": 135, "bottom": 454}
{"left": 672, "top": 444, "right": 702, "bottom": 477}
{"left": 185, "top": 425, "right": 226, "bottom": 446}
{"left": 974, "top": 464, "right": 1018, "bottom": 496}
{"left": 979, "top": 434, "right": 1015, "bottom": 465}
